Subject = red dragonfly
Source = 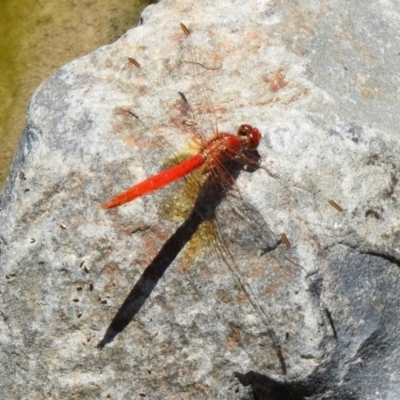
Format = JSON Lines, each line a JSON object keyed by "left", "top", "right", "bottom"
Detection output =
{"left": 102, "top": 24, "right": 340, "bottom": 239}
{"left": 100, "top": 23, "right": 342, "bottom": 370}
{"left": 102, "top": 25, "right": 263, "bottom": 212}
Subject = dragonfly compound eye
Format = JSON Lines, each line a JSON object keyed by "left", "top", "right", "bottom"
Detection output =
{"left": 238, "top": 124, "right": 262, "bottom": 150}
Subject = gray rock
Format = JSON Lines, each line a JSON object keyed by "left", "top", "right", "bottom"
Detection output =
{"left": 1, "top": 0, "right": 400, "bottom": 399}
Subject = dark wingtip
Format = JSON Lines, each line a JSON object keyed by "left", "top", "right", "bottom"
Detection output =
{"left": 328, "top": 200, "right": 343, "bottom": 212}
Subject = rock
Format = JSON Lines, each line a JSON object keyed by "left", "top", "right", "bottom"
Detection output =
{"left": 1, "top": 0, "right": 400, "bottom": 399}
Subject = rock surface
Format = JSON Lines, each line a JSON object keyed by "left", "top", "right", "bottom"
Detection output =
{"left": 1, "top": 0, "right": 400, "bottom": 399}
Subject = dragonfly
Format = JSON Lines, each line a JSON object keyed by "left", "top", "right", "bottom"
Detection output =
{"left": 102, "top": 26, "right": 262, "bottom": 210}
{"left": 100, "top": 23, "right": 342, "bottom": 373}
{"left": 102, "top": 23, "right": 341, "bottom": 235}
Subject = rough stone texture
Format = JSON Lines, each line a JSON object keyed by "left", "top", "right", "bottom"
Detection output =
{"left": 1, "top": 0, "right": 400, "bottom": 399}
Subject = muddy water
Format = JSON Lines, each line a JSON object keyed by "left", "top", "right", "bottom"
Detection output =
{"left": 0, "top": 0, "right": 153, "bottom": 190}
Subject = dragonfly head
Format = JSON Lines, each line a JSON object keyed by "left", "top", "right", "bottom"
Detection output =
{"left": 238, "top": 124, "right": 262, "bottom": 150}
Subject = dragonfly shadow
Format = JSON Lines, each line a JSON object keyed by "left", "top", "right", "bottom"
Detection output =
{"left": 98, "top": 159, "right": 246, "bottom": 348}
{"left": 98, "top": 151, "right": 289, "bottom": 375}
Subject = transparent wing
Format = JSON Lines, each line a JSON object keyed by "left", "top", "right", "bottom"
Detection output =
{"left": 103, "top": 22, "right": 222, "bottom": 194}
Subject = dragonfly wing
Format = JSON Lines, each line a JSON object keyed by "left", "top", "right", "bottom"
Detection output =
{"left": 208, "top": 189, "right": 327, "bottom": 374}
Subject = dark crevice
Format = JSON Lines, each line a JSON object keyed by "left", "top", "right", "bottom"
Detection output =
{"left": 360, "top": 250, "right": 400, "bottom": 268}
{"left": 234, "top": 371, "right": 313, "bottom": 400}
{"left": 324, "top": 307, "right": 338, "bottom": 339}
